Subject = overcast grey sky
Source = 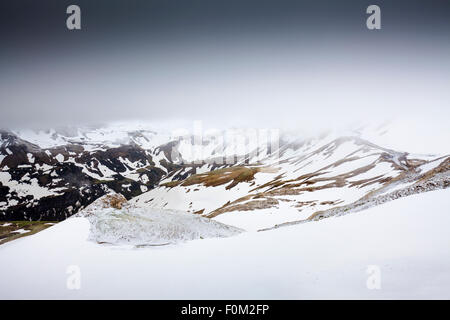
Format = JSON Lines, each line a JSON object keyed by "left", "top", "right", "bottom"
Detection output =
{"left": 1, "top": 0, "right": 449, "bottom": 131}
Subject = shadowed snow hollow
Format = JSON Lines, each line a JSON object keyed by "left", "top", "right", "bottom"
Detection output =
{"left": 77, "top": 194, "right": 242, "bottom": 246}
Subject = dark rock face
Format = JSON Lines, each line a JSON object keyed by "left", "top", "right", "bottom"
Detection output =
{"left": 0, "top": 131, "right": 171, "bottom": 221}
{"left": 4, "top": 186, "right": 107, "bottom": 221}
{"left": 0, "top": 183, "right": 9, "bottom": 202}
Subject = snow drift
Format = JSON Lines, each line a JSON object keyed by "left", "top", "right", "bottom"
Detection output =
{"left": 77, "top": 194, "right": 242, "bottom": 246}
{"left": 0, "top": 189, "right": 449, "bottom": 299}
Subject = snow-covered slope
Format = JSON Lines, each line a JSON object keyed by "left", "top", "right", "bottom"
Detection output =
{"left": 134, "top": 134, "right": 449, "bottom": 230}
{"left": 0, "top": 189, "right": 449, "bottom": 299}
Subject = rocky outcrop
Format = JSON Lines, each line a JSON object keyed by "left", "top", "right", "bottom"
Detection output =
{"left": 0, "top": 131, "right": 168, "bottom": 221}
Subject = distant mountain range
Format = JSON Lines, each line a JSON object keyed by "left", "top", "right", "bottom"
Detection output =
{"left": 1, "top": 123, "right": 448, "bottom": 231}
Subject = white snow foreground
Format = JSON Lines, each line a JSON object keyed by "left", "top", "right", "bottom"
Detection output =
{"left": 0, "top": 189, "right": 449, "bottom": 299}
{"left": 76, "top": 194, "right": 242, "bottom": 246}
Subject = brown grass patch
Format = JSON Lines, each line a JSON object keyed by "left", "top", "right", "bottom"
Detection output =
{"left": 160, "top": 166, "right": 276, "bottom": 190}
{"left": 102, "top": 194, "right": 127, "bottom": 209}
{"left": 207, "top": 197, "right": 279, "bottom": 218}
{"left": 0, "top": 221, "right": 55, "bottom": 245}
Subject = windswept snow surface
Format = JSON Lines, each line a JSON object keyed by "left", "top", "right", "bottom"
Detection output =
{"left": 0, "top": 189, "right": 449, "bottom": 299}
{"left": 73, "top": 194, "right": 242, "bottom": 246}
{"left": 86, "top": 207, "right": 242, "bottom": 246}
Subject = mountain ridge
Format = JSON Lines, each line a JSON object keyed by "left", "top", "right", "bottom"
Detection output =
{"left": 1, "top": 124, "right": 448, "bottom": 232}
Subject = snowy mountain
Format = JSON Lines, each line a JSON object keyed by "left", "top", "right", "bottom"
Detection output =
{"left": 0, "top": 122, "right": 280, "bottom": 221}
{"left": 1, "top": 122, "right": 449, "bottom": 232}
{"left": 0, "top": 128, "right": 167, "bottom": 220}
{"left": 133, "top": 134, "right": 449, "bottom": 231}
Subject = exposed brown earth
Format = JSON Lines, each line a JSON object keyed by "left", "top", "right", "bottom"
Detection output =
{"left": 208, "top": 197, "right": 279, "bottom": 218}
{"left": 0, "top": 221, "right": 56, "bottom": 245}
{"left": 162, "top": 166, "right": 276, "bottom": 190}
{"left": 101, "top": 194, "right": 128, "bottom": 210}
